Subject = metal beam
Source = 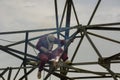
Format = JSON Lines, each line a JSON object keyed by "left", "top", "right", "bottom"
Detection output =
{"left": 0, "top": 45, "right": 38, "bottom": 60}
{"left": 87, "top": 0, "right": 101, "bottom": 25}
{"left": 23, "top": 32, "right": 29, "bottom": 80}
{"left": 0, "top": 45, "right": 24, "bottom": 60}
{"left": 65, "top": 0, "right": 72, "bottom": 39}
{"left": 87, "top": 32, "right": 120, "bottom": 44}
{"left": 19, "top": 67, "right": 36, "bottom": 80}
{"left": 87, "top": 26, "right": 120, "bottom": 31}
{"left": 7, "top": 68, "right": 12, "bottom": 80}
{"left": 43, "top": 68, "right": 73, "bottom": 80}
{"left": 54, "top": 0, "right": 60, "bottom": 38}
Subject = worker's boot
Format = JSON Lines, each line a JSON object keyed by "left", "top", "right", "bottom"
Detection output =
{"left": 65, "top": 60, "right": 72, "bottom": 65}
{"left": 37, "top": 71, "right": 41, "bottom": 79}
{"left": 53, "top": 60, "right": 58, "bottom": 68}
{"left": 27, "top": 61, "right": 38, "bottom": 65}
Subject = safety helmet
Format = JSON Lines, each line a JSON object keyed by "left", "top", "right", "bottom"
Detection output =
{"left": 47, "top": 34, "right": 55, "bottom": 42}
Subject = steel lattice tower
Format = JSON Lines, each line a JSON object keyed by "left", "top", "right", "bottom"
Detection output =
{"left": 0, "top": 0, "right": 120, "bottom": 80}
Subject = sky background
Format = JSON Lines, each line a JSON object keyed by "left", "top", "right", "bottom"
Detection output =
{"left": 0, "top": 0, "right": 120, "bottom": 80}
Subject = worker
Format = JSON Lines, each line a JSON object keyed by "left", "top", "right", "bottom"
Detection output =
{"left": 36, "top": 34, "right": 70, "bottom": 79}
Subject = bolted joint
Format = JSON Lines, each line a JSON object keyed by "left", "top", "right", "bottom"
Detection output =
{"left": 98, "top": 57, "right": 111, "bottom": 69}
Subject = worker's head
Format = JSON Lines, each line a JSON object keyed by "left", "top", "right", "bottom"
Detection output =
{"left": 47, "top": 34, "right": 55, "bottom": 42}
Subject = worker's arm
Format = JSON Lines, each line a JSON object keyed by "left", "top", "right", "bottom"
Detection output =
{"left": 40, "top": 47, "right": 51, "bottom": 53}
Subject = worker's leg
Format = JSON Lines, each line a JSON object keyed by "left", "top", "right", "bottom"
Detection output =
{"left": 37, "top": 53, "right": 49, "bottom": 79}
{"left": 61, "top": 52, "right": 68, "bottom": 61}
{"left": 38, "top": 53, "right": 49, "bottom": 71}
{"left": 52, "top": 47, "right": 68, "bottom": 61}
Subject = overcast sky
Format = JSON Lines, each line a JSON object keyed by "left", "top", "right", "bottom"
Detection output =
{"left": 0, "top": 0, "right": 120, "bottom": 80}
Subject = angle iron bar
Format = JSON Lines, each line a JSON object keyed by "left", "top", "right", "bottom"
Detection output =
{"left": 7, "top": 68, "right": 12, "bottom": 80}
{"left": 71, "top": 36, "right": 84, "bottom": 62}
{"left": 87, "top": 32, "right": 120, "bottom": 44}
{"left": 60, "top": 62, "right": 105, "bottom": 76}
{"left": 13, "top": 63, "right": 23, "bottom": 80}
{"left": 24, "top": 32, "right": 29, "bottom": 59}
{"left": 86, "top": 22, "right": 120, "bottom": 27}
{"left": 1, "top": 45, "right": 38, "bottom": 60}
{"left": 59, "top": 0, "right": 68, "bottom": 28}
{"left": 65, "top": 0, "right": 72, "bottom": 40}
{"left": 0, "top": 46, "right": 35, "bottom": 62}
{"left": 87, "top": 0, "right": 101, "bottom": 25}
{"left": 64, "top": 30, "right": 79, "bottom": 50}
{"left": 0, "top": 75, "right": 5, "bottom": 80}
{"left": 0, "top": 45, "right": 24, "bottom": 60}
{"left": 0, "top": 28, "right": 57, "bottom": 35}
{"left": 105, "top": 53, "right": 120, "bottom": 61}
{"left": 5, "top": 35, "right": 42, "bottom": 47}
{"left": 23, "top": 32, "right": 29, "bottom": 80}
{"left": 71, "top": 0, "right": 80, "bottom": 25}
{"left": 54, "top": 0, "right": 60, "bottom": 38}
{"left": 85, "top": 33, "right": 103, "bottom": 59}
{"left": 59, "top": 33, "right": 66, "bottom": 38}
{"left": 63, "top": 30, "right": 79, "bottom": 63}
{"left": 100, "top": 65, "right": 118, "bottom": 80}
{"left": 0, "top": 67, "right": 9, "bottom": 75}
{"left": 0, "top": 25, "right": 77, "bottom": 35}
{"left": 87, "top": 26, "right": 120, "bottom": 31}
{"left": 71, "top": 75, "right": 118, "bottom": 79}
{"left": 57, "top": 69, "right": 120, "bottom": 76}
{"left": 43, "top": 68, "right": 73, "bottom": 80}
{"left": 71, "top": 61, "right": 120, "bottom": 66}
{"left": 43, "top": 66, "right": 56, "bottom": 80}
{"left": 98, "top": 55, "right": 119, "bottom": 80}
{"left": 19, "top": 67, "right": 36, "bottom": 80}
{"left": 28, "top": 42, "right": 36, "bottom": 49}
{"left": 0, "top": 66, "right": 36, "bottom": 71}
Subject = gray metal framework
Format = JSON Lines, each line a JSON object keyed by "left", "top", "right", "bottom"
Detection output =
{"left": 0, "top": 0, "right": 120, "bottom": 80}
